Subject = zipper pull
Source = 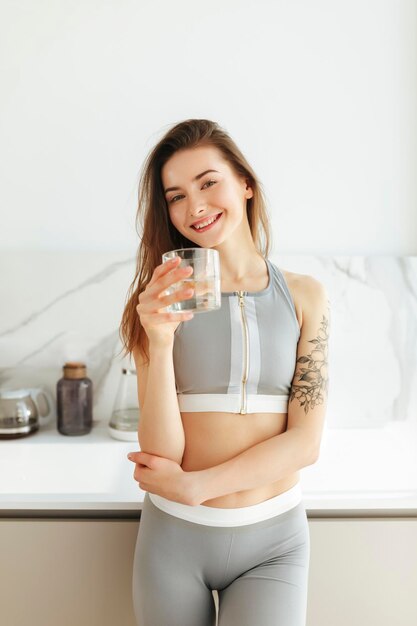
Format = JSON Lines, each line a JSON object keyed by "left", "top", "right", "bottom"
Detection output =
{"left": 237, "top": 291, "right": 245, "bottom": 306}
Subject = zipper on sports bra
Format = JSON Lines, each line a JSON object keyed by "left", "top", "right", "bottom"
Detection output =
{"left": 237, "top": 291, "right": 249, "bottom": 414}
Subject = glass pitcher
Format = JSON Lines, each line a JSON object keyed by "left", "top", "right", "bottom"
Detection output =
{"left": 108, "top": 368, "right": 140, "bottom": 441}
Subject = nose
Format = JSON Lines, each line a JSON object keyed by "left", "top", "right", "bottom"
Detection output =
{"left": 190, "top": 207, "right": 206, "bottom": 218}
{"left": 189, "top": 199, "right": 208, "bottom": 218}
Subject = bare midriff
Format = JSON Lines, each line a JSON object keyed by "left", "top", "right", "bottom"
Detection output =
{"left": 180, "top": 410, "right": 300, "bottom": 508}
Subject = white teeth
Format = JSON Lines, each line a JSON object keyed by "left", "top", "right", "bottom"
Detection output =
{"left": 193, "top": 214, "right": 220, "bottom": 229}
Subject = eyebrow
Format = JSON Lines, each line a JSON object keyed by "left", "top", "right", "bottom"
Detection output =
{"left": 164, "top": 169, "right": 220, "bottom": 195}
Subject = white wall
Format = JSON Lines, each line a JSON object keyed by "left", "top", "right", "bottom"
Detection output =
{"left": 1, "top": 0, "right": 416, "bottom": 254}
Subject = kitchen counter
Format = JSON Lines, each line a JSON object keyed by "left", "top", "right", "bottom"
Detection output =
{"left": 1, "top": 419, "right": 417, "bottom": 518}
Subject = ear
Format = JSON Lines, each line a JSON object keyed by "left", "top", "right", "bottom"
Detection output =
{"left": 245, "top": 179, "right": 254, "bottom": 199}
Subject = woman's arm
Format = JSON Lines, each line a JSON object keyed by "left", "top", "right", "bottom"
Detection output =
{"left": 133, "top": 337, "right": 185, "bottom": 465}
{"left": 193, "top": 428, "right": 316, "bottom": 503}
{"left": 127, "top": 428, "right": 314, "bottom": 506}
{"left": 193, "top": 276, "right": 330, "bottom": 503}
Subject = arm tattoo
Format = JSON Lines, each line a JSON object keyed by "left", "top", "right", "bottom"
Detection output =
{"left": 289, "top": 304, "right": 330, "bottom": 414}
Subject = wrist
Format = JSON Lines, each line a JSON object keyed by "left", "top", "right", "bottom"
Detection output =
{"left": 185, "top": 467, "right": 217, "bottom": 506}
{"left": 148, "top": 337, "right": 174, "bottom": 353}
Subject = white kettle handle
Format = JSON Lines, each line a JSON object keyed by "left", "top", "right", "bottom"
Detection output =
{"left": 28, "top": 388, "right": 55, "bottom": 425}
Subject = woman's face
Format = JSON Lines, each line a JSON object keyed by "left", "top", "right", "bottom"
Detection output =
{"left": 161, "top": 145, "right": 253, "bottom": 247}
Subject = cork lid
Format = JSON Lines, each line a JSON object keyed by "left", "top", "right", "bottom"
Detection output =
{"left": 63, "top": 362, "right": 87, "bottom": 379}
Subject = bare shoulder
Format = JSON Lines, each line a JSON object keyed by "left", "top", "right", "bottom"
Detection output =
{"left": 280, "top": 269, "right": 329, "bottom": 330}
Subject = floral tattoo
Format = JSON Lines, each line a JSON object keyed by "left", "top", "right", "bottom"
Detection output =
{"left": 289, "top": 307, "right": 330, "bottom": 414}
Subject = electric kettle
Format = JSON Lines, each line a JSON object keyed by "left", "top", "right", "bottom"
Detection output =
{"left": 0, "top": 387, "right": 55, "bottom": 439}
{"left": 108, "top": 368, "right": 139, "bottom": 441}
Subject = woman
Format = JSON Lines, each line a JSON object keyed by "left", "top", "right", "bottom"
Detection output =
{"left": 120, "top": 119, "right": 330, "bottom": 626}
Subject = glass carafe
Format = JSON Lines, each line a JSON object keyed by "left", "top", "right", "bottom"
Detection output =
{"left": 108, "top": 368, "right": 139, "bottom": 441}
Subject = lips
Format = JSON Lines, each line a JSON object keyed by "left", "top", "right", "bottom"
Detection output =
{"left": 190, "top": 212, "right": 222, "bottom": 232}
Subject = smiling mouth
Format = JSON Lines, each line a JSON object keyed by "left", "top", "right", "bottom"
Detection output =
{"left": 190, "top": 212, "right": 223, "bottom": 232}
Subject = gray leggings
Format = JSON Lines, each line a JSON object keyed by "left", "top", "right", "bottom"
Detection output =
{"left": 132, "top": 492, "right": 310, "bottom": 626}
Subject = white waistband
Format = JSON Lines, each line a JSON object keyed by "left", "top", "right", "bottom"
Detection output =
{"left": 177, "top": 393, "right": 289, "bottom": 413}
{"left": 148, "top": 482, "right": 302, "bottom": 527}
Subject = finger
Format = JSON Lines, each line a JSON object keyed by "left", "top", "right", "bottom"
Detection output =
{"left": 155, "top": 264, "right": 193, "bottom": 296}
{"left": 137, "top": 282, "right": 193, "bottom": 315}
{"left": 136, "top": 301, "right": 194, "bottom": 322}
{"left": 137, "top": 262, "right": 193, "bottom": 309}
{"left": 154, "top": 285, "right": 195, "bottom": 309}
{"left": 130, "top": 451, "right": 153, "bottom": 466}
{"left": 133, "top": 465, "right": 147, "bottom": 481}
{"left": 145, "top": 266, "right": 193, "bottom": 305}
{"left": 138, "top": 275, "right": 194, "bottom": 317}
{"left": 147, "top": 256, "right": 181, "bottom": 289}
{"left": 127, "top": 452, "right": 140, "bottom": 462}
{"left": 139, "top": 310, "right": 194, "bottom": 325}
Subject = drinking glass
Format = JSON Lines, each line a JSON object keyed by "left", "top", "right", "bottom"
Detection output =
{"left": 161, "top": 248, "right": 221, "bottom": 313}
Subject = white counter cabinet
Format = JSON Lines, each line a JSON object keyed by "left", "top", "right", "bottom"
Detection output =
{"left": 1, "top": 515, "right": 416, "bottom": 626}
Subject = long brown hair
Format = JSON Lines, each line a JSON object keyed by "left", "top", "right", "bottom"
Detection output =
{"left": 118, "top": 118, "right": 272, "bottom": 364}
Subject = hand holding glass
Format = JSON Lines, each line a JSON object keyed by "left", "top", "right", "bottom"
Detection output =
{"left": 161, "top": 248, "right": 221, "bottom": 314}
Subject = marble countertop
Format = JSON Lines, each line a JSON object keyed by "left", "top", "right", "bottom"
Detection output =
{"left": 1, "top": 420, "right": 416, "bottom": 518}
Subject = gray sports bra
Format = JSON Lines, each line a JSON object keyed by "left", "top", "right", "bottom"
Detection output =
{"left": 173, "top": 258, "right": 301, "bottom": 414}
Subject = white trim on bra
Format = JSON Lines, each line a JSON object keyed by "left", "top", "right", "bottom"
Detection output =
{"left": 177, "top": 393, "right": 289, "bottom": 414}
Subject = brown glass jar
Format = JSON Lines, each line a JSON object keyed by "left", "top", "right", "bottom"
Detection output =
{"left": 57, "top": 362, "right": 93, "bottom": 436}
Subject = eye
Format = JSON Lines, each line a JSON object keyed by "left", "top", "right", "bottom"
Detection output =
{"left": 169, "top": 179, "right": 217, "bottom": 204}
{"left": 203, "top": 179, "right": 217, "bottom": 189}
